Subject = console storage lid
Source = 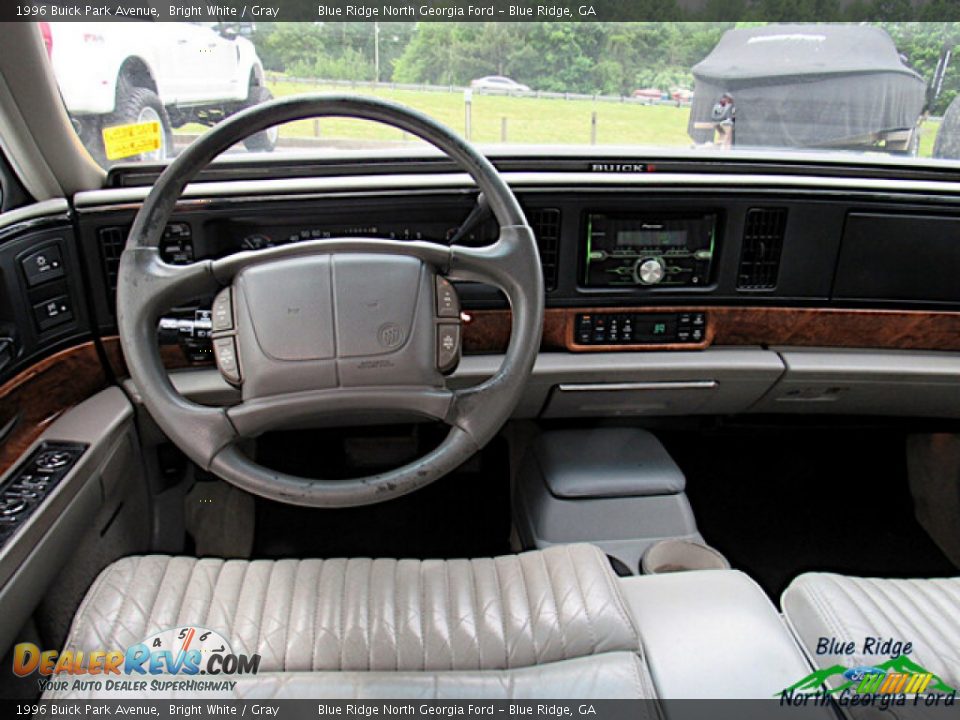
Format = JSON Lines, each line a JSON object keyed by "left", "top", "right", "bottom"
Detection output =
{"left": 534, "top": 427, "right": 685, "bottom": 498}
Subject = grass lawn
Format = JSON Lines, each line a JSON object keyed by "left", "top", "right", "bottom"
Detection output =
{"left": 177, "top": 78, "right": 942, "bottom": 159}
{"left": 264, "top": 80, "right": 694, "bottom": 147}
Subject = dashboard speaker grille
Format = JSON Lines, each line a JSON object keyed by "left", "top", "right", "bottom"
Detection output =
{"left": 738, "top": 208, "right": 787, "bottom": 290}
{"left": 529, "top": 208, "right": 561, "bottom": 292}
{"left": 98, "top": 225, "right": 128, "bottom": 314}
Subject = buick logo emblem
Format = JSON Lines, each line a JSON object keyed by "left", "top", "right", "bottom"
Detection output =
{"left": 377, "top": 323, "right": 404, "bottom": 349}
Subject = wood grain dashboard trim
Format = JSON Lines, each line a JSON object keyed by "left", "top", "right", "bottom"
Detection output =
{"left": 463, "top": 306, "right": 960, "bottom": 353}
{"left": 0, "top": 342, "right": 109, "bottom": 480}
{"left": 97, "top": 306, "right": 960, "bottom": 378}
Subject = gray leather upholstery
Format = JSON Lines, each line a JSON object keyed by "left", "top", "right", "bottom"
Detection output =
{"left": 533, "top": 428, "right": 686, "bottom": 498}
{"left": 782, "top": 573, "right": 960, "bottom": 688}
{"left": 46, "top": 654, "right": 656, "bottom": 701}
{"left": 49, "top": 544, "right": 657, "bottom": 700}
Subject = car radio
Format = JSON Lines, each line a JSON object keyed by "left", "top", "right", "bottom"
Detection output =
{"left": 583, "top": 212, "right": 716, "bottom": 287}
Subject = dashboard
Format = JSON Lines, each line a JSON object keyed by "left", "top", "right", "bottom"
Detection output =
{"left": 70, "top": 178, "right": 960, "bottom": 355}
{"left": 6, "top": 155, "right": 960, "bottom": 458}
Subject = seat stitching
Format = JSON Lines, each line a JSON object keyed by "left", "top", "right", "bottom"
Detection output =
{"left": 104, "top": 556, "right": 146, "bottom": 647}
{"left": 444, "top": 562, "right": 455, "bottom": 671}
{"left": 231, "top": 561, "right": 251, "bottom": 649}
{"left": 862, "top": 577, "right": 947, "bottom": 659}
{"left": 254, "top": 561, "right": 275, "bottom": 664}
{"left": 490, "top": 559, "right": 510, "bottom": 669}
{"left": 467, "top": 560, "right": 482, "bottom": 670}
{"left": 869, "top": 578, "right": 957, "bottom": 667}
{"left": 907, "top": 579, "right": 960, "bottom": 652}
{"left": 366, "top": 559, "right": 374, "bottom": 671}
{"left": 280, "top": 561, "right": 298, "bottom": 671}
{"left": 338, "top": 561, "right": 348, "bottom": 670}
{"left": 202, "top": 559, "right": 226, "bottom": 629}
{"left": 565, "top": 545, "right": 598, "bottom": 651}
{"left": 539, "top": 550, "right": 568, "bottom": 660}
{"left": 310, "top": 560, "right": 326, "bottom": 671}
{"left": 419, "top": 560, "right": 426, "bottom": 671}
{"left": 514, "top": 555, "right": 539, "bottom": 663}
{"left": 143, "top": 557, "right": 175, "bottom": 635}
{"left": 827, "top": 576, "right": 932, "bottom": 663}
{"left": 392, "top": 560, "right": 399, "bottom": 672}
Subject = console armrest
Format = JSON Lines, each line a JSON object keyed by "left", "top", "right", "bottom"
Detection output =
{"left": 620, "top": 570, "right": 815, "bottom": 700}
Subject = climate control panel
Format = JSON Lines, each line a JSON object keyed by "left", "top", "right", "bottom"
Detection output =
{"left": 575, "top": 311, "right": 707, "bottom": 346}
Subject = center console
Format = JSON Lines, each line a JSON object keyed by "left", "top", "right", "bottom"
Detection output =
{"left": 514, "top": 427, "right": 704, "bottom": 573}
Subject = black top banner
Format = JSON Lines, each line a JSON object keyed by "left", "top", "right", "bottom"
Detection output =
{"left": 6, "top": 0, "right": 960, "bottom": 22}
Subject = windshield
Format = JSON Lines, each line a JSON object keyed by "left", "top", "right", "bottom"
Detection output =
{"left": 41, "top": 21, "right": 960, "bottom": 168}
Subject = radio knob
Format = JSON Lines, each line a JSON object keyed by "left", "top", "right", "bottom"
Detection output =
{"left": 635, "top": 257, "right": 666, "bottom": 285}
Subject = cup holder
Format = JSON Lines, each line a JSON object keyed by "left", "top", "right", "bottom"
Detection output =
{"left": 641, "top": 539, "right": 730, "bottom": 575}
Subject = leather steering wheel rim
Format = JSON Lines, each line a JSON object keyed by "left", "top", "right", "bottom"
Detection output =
{"left": 117, "top": 94, "right": 544, "bottom": 507}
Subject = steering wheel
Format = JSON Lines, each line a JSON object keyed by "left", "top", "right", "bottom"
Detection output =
{"left": 118, "top": 95, "right": 544, "bottom": 508}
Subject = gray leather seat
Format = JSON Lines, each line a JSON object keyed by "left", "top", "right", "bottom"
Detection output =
{"left": 782, "top": 573, "right": 960, "bottom": 688}
{"left": 45, "top": 544, "right": 659, "bottom": 702}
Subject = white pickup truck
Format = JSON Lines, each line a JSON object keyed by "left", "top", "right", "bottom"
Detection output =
{"left": 42, "top": 21, "right": 277, "bottom": 164}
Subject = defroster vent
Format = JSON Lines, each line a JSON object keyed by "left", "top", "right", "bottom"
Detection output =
{"left": 737, "top": 208, "right": 787, "bottom": 290}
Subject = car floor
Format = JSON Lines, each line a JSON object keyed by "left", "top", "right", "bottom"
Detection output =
{"left": 251, "top": 428, "right": 512, "bottom": 560}
{"left": 247, "top": 423, "right": 956, "bottom": 601}
{"left": 663, "top": 425, "right": 959, "bottom": 600}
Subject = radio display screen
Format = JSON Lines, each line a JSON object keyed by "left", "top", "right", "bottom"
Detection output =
{"left": 583, "top": 212, "right": 716, "bottom": 287}
{"left": 616, "top": 229, "right": 688, "bottom": 248}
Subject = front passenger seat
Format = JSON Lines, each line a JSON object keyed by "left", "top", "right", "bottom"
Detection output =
{"left": 782, "top": 573, "right": 960, "bottom": 689}
{"left": 44, "top": 544, "right": 659, "bottom": 702}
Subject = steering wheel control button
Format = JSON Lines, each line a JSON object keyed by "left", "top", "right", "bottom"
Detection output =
{"left": 21, "top": 244, "right": 65, "bottom": 287}
{"left": 32, "top": 295, "right": 74, "bottom": 332}
{"left": 211, "top": 288, "right": 234, "bottom": 332}
{"left": 213, "top": 337, "right": 242, "bottom": 384}
{"left": 436, "top": 276, "right": 460, "bottom": 318}
{"left": 437, "top": 322, "right": 461, "bottom": 374}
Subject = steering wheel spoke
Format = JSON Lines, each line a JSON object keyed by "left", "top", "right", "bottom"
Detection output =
{"left": 226, "top": 387, "right": 456, "bottom": 438}
{"left": 120, "top": 247, "right": 220, "bottom": 310}
{"left": 448, "top": 225, "right": 539, "bottom": 291}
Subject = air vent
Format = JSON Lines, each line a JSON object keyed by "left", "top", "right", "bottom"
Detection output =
{"left": 98, "top": 225, "right": 128, "bottom": 313}
{"left": 529, "top": 208, "right": 561, "bottom": 292}
{"left": 737, "top": 208, "right": 787, "bottom": 290}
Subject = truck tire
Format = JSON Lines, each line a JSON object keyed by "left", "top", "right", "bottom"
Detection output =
{"left": 76, "top": 115, "right": 108, "bottom": 167}
{"left": 242, "top": 85, "right": 278, "bottom": 152}
{"left": 934, "top": 95, "right": 960, "bottom": 160}
{"left": 108, "top": 77, "right": 173, "bottom": 162}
